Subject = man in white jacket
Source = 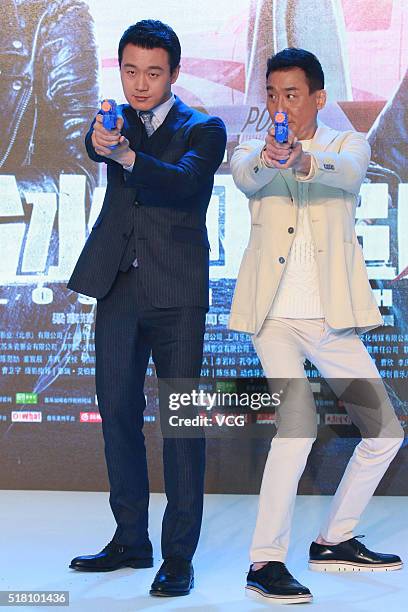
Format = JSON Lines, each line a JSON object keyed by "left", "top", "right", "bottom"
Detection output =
{"left": 229, "top": 48, "right": 404, "bottom": 604}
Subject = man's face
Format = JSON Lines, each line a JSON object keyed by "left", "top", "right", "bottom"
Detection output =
{"left": 120, "top": 43, "right": 179, "bottom": 111}
{"left": 266, "top": 67, "right": 326, "bottom": 140}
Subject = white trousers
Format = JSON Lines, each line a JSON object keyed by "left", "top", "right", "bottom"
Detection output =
{"left": 250, "top": 318, "right": 404, "bottom": 563}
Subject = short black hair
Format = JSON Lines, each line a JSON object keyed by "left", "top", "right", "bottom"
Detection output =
{"left": 118, "top": 19, "right": 181, "bottom": 72}
{"left": 266, "top": 48, "right": 324, "bottom": 93}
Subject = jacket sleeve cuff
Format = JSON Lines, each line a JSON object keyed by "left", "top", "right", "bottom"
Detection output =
{"left": 292, "top": 142, "right": 369, "bottom": 194}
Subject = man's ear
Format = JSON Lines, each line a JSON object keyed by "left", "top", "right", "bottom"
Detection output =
{"left": 170, "top": 64, "right": 180, "bottom": 85}
{"left": 316, "top": 89, "right": 327, "bottom": 111}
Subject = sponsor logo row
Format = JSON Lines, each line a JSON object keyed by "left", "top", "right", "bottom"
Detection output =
{"left": 9, "top": 411, "right": 101, "bottom": 423}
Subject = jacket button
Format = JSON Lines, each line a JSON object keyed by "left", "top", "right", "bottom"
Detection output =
{"left": 134, "top": 200, "right": 139, "bottom": 207}
{"left": 288, "top": 227, "right": 294, "bottom": 234}
{"left": 279, "top": 256, "right": 285, "bottom": 264}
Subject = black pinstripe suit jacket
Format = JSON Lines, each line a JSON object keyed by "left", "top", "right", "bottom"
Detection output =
{"left": 67, "top": 96, "right": 227, "bottom": 307}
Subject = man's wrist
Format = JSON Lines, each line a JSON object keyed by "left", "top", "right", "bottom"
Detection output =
{"left": 122, "top": 150, "right": 136, "bottom": 170}
{"left": 121, "top": 150, "right": 136, "bottom": 172}
{"left": 261, "top": 146, "right": 275, "bottom": 168}
{"left": 295, "top": 151, "right": 311, "bottom": 174}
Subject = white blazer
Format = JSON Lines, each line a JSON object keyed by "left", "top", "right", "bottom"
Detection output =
{"left": 228, "top": 123, "right": 383, "bottom": 336}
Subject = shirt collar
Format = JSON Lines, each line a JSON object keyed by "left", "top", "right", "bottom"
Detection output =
{"left": 137, "top": 93, "right": 175, "bottom": 122}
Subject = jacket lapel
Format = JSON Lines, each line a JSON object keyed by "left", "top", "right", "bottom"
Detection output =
{"left": 311, "top": 122, "right": 340, "bottom": 152}
{"left": 122, "top": 105, "right": 144, "bottom": 151}
{"left": 280, "top": 169, "right": 298, "bottom": 202}
{"left": 146, "top": 96, "right": 192, "bottom": 158}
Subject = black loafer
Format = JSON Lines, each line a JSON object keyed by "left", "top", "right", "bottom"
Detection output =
{"left": 150, "top": 558, "right": 194, "bottom": 597}
{"left": 246, "top": 561, "right": 313, "bottom": 604}
{"left": 309, "top": 535, "right": 403, "bottom": 572}
{"left": 69, "top": 541, "right": 153, "bottom": 572}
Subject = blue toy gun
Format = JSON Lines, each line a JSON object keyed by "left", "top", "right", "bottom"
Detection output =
{"left": 274, "top": 111, "right": 289, "bottom": 164}
{"left": 100, "top": 99, "right": 118, "bottom": 149}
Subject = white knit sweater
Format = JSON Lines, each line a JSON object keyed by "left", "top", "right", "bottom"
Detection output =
{"left": 267, "top": 139, "right": 324, "bottom": 319}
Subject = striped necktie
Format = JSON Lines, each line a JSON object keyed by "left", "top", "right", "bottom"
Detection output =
{"left": 139, "top": 110, "right": 155, "bottom": 137}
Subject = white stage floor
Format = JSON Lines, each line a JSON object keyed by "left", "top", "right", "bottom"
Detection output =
{"left": 0, "top": 492, "right": 406, "bottom": 611}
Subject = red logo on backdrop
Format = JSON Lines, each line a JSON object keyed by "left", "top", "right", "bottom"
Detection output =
{"left": 80, "top": 412, "right": 102, "bottom": 423}
{"left": 256, "top": 413, "right": 276, "bottom": 425}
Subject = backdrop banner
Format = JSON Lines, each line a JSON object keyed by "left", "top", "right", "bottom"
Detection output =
{"left": 0, "top": 0, "right": 407, "bottom": 493}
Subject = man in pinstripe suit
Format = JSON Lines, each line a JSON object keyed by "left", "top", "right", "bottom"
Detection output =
{"left": 67, "top": 20, "right": 226, "bottom": 597}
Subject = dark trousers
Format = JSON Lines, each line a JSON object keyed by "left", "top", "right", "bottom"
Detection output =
{"left": 95, "top": 266, "right": 206, "bottom": 560}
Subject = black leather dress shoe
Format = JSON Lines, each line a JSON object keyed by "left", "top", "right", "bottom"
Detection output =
{"left": 246, "top": 561, "right": 313, "bottom": 604}
{"left": 309, "top": 535, "right": 403, "bottom": 572}
{"left": 69, "top": 541, "right": 153, "bottom": 572}
{"left": 150, "top": 558, "right": 194, "bottom": 597}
